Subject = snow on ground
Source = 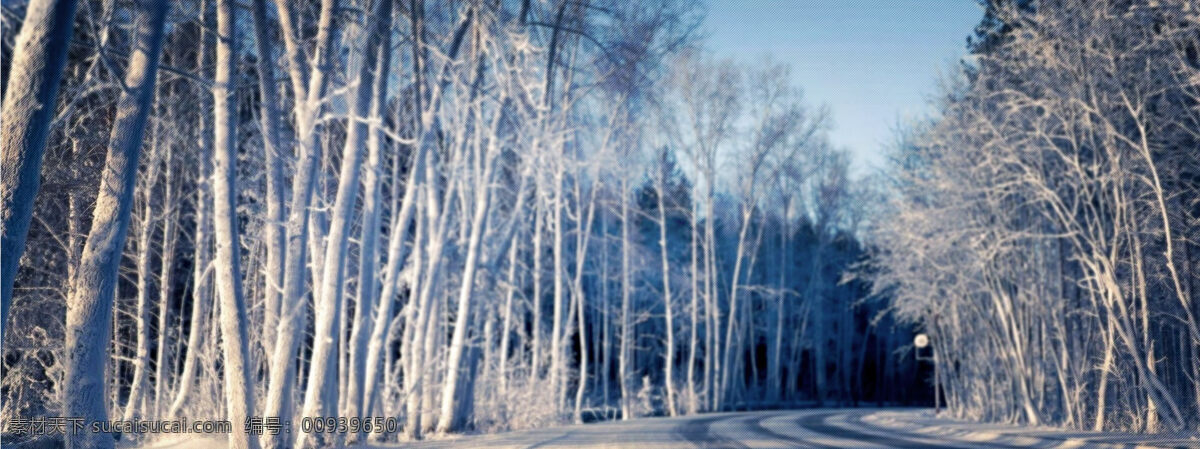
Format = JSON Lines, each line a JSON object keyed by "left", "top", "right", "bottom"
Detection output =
{"left": 122, "top": 409, "right": 1200, "bottom": 448}
{"left": 864, "top": 409, "right": 1200, "bottom": 448}
{"left": 122, "top": 435, "right": 228, "bottom": 449}
{"left": 367, "top": 408, "right": 1200, "bottom": 448}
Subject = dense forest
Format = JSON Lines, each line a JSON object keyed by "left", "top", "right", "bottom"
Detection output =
{"left": 1, "top": 0, "right": 1197, "bottom": 448}
{"left": 872, "top": 0, "right": 1200, "bottom": 434}
{"left": 1, "top": 0, "right": 924, "bottom": 448}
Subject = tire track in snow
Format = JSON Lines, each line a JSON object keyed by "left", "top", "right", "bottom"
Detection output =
{"left": 745, "top": 412, "right": 837, "bottom": 449}
{"left": 675, "top": 413, "right": 750, "bottom": 449}
{"left": 797, "top": 410, "right": 954, "bottom": 448}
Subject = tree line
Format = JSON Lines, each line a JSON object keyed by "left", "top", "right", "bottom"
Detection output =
{"left": 871, "top": 0, "right": 1200, "bottom": 433}
{"left": 1, "top": 0, "right": 927, "bottom": 448}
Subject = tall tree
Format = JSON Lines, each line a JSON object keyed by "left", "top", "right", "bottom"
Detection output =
{"left": 297, "top": 0, "right": 393, "bottom": 445}
{"left": 0, "top": 0, "right": 79, "bottom": 340}
{"left": 260, "top": 1, "right": 342, "bottom": 446}
{"left": 346, "top": 0, "right": 396, "bottom": 431}
{"left": 210, "top": 0, "right": 259, "bottom": 447}
{"left": 62, "top": 2, "right": 169, "bottom": 448}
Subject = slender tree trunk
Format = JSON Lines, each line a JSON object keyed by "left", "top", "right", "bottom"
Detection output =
{"left": 169, "top": 6, "right": 214, "bottom": 416}
{"left": 63, "top": 3, "right": 168, "bottom": 448}
{"left": 0, "top": 0, "right": 79, "bottom": 340}
{"left": 770, "top": 200, "right": 788, "bottom": 401}
{"left": 499, "top": 236, "right": 519, "bottom": 397}
{"left": 261, "top": 0, "right": 341, "bottom": 447}
{"left": 252, "top": 0, "right": 287, "bottom": 365}
{"left": 687, "top": 200, "right": 699, "bottom": 414}
{"left": 153, "top": 156, "right": 178, "bottom": 416}
{"left": 704, "top": 187, "right": 718, "bottom": 411}
{"left": 619, "top": 178, "right": 632, "bottom": 419}
{"left": 297, "top": 0, "right": 391, "bottom": 441}
{"left": 406, "top": 148, "right": 450, "bottom": 441}
{"left": 573, "top": 268, "right": 589, "bottom": 423}
{"left": 402, "top": 198, "right": 427, "bottom": 440}
{"left": 551, "top": 160, "right": 566, "bottom": 411}
{"left": 719, "top": 205, "right": 754, "bottom": 410}
{"left": 601, "top": 212, "right": 611, "bottom": 407}
{"left": 124, "top": 143, "right": 161, "bottom": 422}
{"left": 571, "top": 181, "right": 598, "bottom": 423}
{"left": 532, "top": 194, "right": 544, "bottom": 378}
{"left": 362, "top": 145, "right": 424, "bottom": 419}
{"left": 211, "top": 1, "right": 259, "bottom": 446}
{"left": 437, "top": 136, "right": 497, "bottom": 433}
{"left": 347, "top": 2, "right": 395, "bottom": 428}
{"left": 657, "top": 175, "right": 677, "bottom": 417}
{"left": 1093, "top": 315, "right": 1115, "bottom": 431}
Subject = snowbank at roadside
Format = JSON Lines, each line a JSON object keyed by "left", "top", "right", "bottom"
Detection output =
{"left": 863, "top": 409, "right": 1200, "bottom": 449}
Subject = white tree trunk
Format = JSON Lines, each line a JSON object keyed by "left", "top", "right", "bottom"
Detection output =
{"left": 437, "top": 140, "right": 497, "bottom": 433}
{"left": 499, "top": 236, "right": 518, "bottom": 396}
{"left": 657, "top": 175, "right": 677, "bottom": 417}
{"left": 211, "top": 1, "right": 259, "bottom": 446}
{"left": 346, "top": 2, "right": 394, "bottom": 427}
{"left": 153, "top": 159, "right": 178, "bottom": 416}
{"left": 169, "top": 11, "right": 214, "bottom": 417}
{"left": 252, "top": 0, "right": 287, "bottom": 364}
{"left": 63, "top": 3, "right": 168, "bottom": 448}
{"left": 403, "top": 197, "right": 431, "bottom": 441}
{"left": 361, "top": 144, "right": 424, "bottom": 419}
{"left": 261, "top": 1, "right": 341, "bottom": 447}
{"left": 406, "top": 129, "right": 453, "bottom": 440}
{"left": 704, "top": 188, "right": 718, "bottom": 411}
{"left": 0, "top": 0, "right": 79, "bottom": 340}
{"left": 687, "top": 200, "right": 699, "bottom": 414}
{"left": 532, "top": 195, "right": 544, "bottom": 379}
{"left": 296, "top": 0, "right": 391, "bottom": 444}
{"left": 618, "top": 177, "right": 632, "bottom": 419}
{"left": 550, "top": 159, "right": 566, "bottom": 408}
{"left": 719, "top": 204, "right": 754, "bottom": 410}
{"left": 571, "top": 180, "right": 598, "bottom": 423}
{"left": 124, "top": 140, "right": 161, "bottom": 423}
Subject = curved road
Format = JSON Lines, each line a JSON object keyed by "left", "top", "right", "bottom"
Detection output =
{"left": 390, "top": 408, "right": 1196, "bottom": 448}
{"left": 134, "top": 409, "right": 1196, "bottom": 448}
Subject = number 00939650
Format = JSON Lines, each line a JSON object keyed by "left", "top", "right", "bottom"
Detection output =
{"left": 299, "top": 416, "right": 398, "bottom": 434}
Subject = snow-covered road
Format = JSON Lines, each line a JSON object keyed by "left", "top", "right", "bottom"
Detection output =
{"left": 380, "top": 408, "right": 1199, "bottom": 449}
{"left": 130, "top": 408, "right": 1199, "bottom": 448}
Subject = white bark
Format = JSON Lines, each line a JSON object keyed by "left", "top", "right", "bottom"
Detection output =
{"left": 295, "top": 0, "right": 392, "bottom": 444}
{"left": 153, "top": 154, "right": 178, "bottom": 416}
{"left": 532, "top": 192, "right": 544, "bottom": 379}
{"left": 618, "top": 177, "right": 632, "bottom": 419}
{"left": 123, "top": 137, "right": 162, "bottom": 423}
{"left": 571, "top": 179, "right": 598, "bottom": 423}
{"left": 63, "top": 2, "right": 168, "bottom": 448}
{"left": 211, "top": 1, "right": 259, "bottom": 446}
{"left": 406, "top": 154, "right": 453, "bottom": 439}
{"left": 687, "top": 200, "right": 699, "bottom": 413}
{"left": 499, "top": 235, "right": 518, "bottom": 397}
{"left": 0, "top": 0, "right": 79, "bottom": 341}
{"left": 437, "top": 131, "right": 498, "bottom": 433}
{"left": 550, "top": 153, "right": 566, "bottom": 408}
{"left": 657, "top": 170, "right": 678, "bottom": 417}
{"left": 346, "top": 2, "right": 395, "bottom": 427}
{"left": 169, "top": 6, "right": 214, "bottom": 418}
{"left": 261, "top": 1, "right": 341, "bottom": 447}
{"left": 252, "top": 0, "right": 287, "bottom": 364}
{"left": 361, "top": 143, "right": 424, "bottom": 419}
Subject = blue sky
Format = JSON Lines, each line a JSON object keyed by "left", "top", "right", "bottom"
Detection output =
{"left": 705, "top": 1, "right": 983, "bottom": 174}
